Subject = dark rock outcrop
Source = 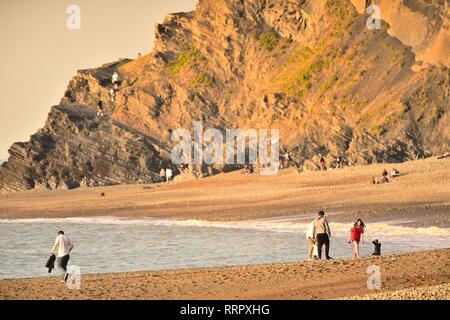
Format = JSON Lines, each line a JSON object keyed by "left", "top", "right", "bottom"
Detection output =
{"left": 0, "top": 105, "right": 169, "bottom": 192}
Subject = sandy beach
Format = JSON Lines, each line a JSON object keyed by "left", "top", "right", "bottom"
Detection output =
{"left": 0, "top": 158, "right": 449, "bottom": 300}
{"left": 0, "top": 157, "right": 449, "bottom": 227}
{"left": 0, "top": 249, "right": 448, "bottom": 300}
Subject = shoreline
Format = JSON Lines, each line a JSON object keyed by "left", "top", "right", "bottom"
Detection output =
{"left": 0, "top": 246, "right": 447, "bottom": 282}
{"left": 0, "top": 158, "right": 449, "bottom": 227}
{"left": 1, "top": 249, "right": 448, "bottom": 300}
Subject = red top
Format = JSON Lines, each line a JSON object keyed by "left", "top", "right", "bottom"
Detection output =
{"left": 350, "top": 226, "right": 364, "bottom": 241}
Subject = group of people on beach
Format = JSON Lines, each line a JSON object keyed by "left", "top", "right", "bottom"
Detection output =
{"left": 306, "top": 211, "right": 381, "bottom": 260}
{"left": 318, "top": 155, "right": 347, "bottom": 172}
{"left": 371, "top": 168, "right": 400, "bottom": 184}
{"left": 47, "top": 211, "right": 381, "bottom": 282}
{"left": 159, "top": 168, "right": 173, "bottom": 183}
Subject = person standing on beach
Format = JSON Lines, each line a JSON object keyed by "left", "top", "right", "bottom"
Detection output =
{"left": 314, "top": 211, "right": 332, "bottom": 260}
{"left": 348, "top": 219, "right": 365, "bottom": 258}
{"left": 160, "top": 168, "right": 166, "bottom": 183}
{"left": 319, "top": 156, "right": 326, "bottom": 172}
{"left": 166, "top": 168, "right": 173, "bottom": 183}
{"left": 50, "top": 231, "right": 74, "bottom": 282}
{"left": 306, "top": 220, "right": 317, "bottom": 261}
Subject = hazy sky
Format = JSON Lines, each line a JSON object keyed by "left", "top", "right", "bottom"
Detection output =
{"left": 0, "top": 0, "right": 198, "bottom": 161}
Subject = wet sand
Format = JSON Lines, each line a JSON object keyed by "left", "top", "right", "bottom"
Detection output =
{"left": 0, "top": 157, "right": 449, "bottom": 227}
{"left": 0, "top": 249, "right": 448, "bottom": 300}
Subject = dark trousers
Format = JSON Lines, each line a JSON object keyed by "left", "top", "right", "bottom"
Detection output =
{"left": 316, "top": 233, "right": 330, "bottom": 259}
{"left": 57, "top": 254, "right": 70, "bottom": 273}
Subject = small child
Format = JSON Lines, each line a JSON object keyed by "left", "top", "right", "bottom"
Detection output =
{"left": 372, "top": 239, "right": 382, "bottom": 256}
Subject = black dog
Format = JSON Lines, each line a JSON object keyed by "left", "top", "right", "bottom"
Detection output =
{"left": 372, "top": 239, "right": 382, "bottom": 256}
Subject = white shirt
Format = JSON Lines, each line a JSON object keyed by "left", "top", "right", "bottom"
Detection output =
{"left": 166, "top": 169, "right": 172, "bottom": 177}
{"left": 51, "top": 234, "right": 74, "bottom": 257}
{"left": 306, "top": 221, "right": 315, "bottom": 239}
{"left": 112, "top": 72, "right": 119, "bottom": 82}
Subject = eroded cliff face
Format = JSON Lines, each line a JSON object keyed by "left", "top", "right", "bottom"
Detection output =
{"left": 1, "top": 0, "right": 449, "bottom": 191}
{"left": 0, "top": 105, "right": 170, "bottom": 192}
{"left": 351, "top": 0, "right": 450, "bottom": 68}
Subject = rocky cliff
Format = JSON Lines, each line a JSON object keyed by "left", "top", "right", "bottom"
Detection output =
{"left": 1, "top": 0, "right": 449, "bottom": 191}
{"left": 0, "top": 105, "right": 170, "bottom": 192}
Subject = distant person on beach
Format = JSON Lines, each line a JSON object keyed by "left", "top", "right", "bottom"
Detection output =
{"left": 319, "top": 157, "right": 326, "bottom": 172}
{"left": 313, "top": 211, "right": 332, "bottom": 260}
{"left": 97, "top": 100, "right": 104, "bottom": 117}
{"left": 391, "top": 168, "right": 400, "bottom": 177}
{"left": 50, "top": 231, "right": 74, "bottom": 282}
{"left": 348, "top": 219, "right": 365, "bottom": 258}
{"left": 382, "top": 169, "right": 388, "bottom": 178}
{"left": 281, "top": 152, "right": 290, "bottom": 168}
{"left": 242, "top": 164, "right": 253, "bottom": 175}
{"left": 306, "top": 221, "right": 317, "bottom": 261}
{"left": 166, "top": 168, "right": 173, "bottom": 183}
{"left": 372, "top": 239, "right": 381, "bottom": 256}
{"left": 377, "top": 175, "right": 390, "bottom": 184}
{"left": 160, "top": 168, "right": 166, "bottom": 183}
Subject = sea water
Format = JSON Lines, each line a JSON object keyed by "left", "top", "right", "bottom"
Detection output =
{"left": 0, "top": 216, "right": 449, "bottom": 279}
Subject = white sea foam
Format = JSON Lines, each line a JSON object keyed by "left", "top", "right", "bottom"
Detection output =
{"left": 1, "top": 216, "right": 449, "bottom": 238}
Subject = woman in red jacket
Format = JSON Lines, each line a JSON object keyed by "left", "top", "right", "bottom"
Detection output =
{"left": 348, "top": 219, "right": 366, "bottom": 258}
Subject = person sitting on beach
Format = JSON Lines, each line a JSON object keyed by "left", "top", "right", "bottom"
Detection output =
{"left": 379, "top": 175, "right": 390, "bottom": 184}
{"left": 242, "top": 164, "right": 253, "bottom": 175}
{"left": 391, "top": 168, "right": 400, "bottom": 177}
{"left": 306, "top": 220, "right": 317, "bottom": 261}
{"left": 179, "top": 163, "right": 189, "bottom": 173}
{"left": 313, "top": 211, "right": 332, "bottom": 260}
{"left": 372, "top": 239, "right": 381, "bottom": 256}
{"left": 373, "top": 175, "right": 390, "bottom": 184}
{"left": 50, "top": 231, "right": 74, "bottom": 282}
{"left": 348, "top": 219, "right": 365, "bottom": 259}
